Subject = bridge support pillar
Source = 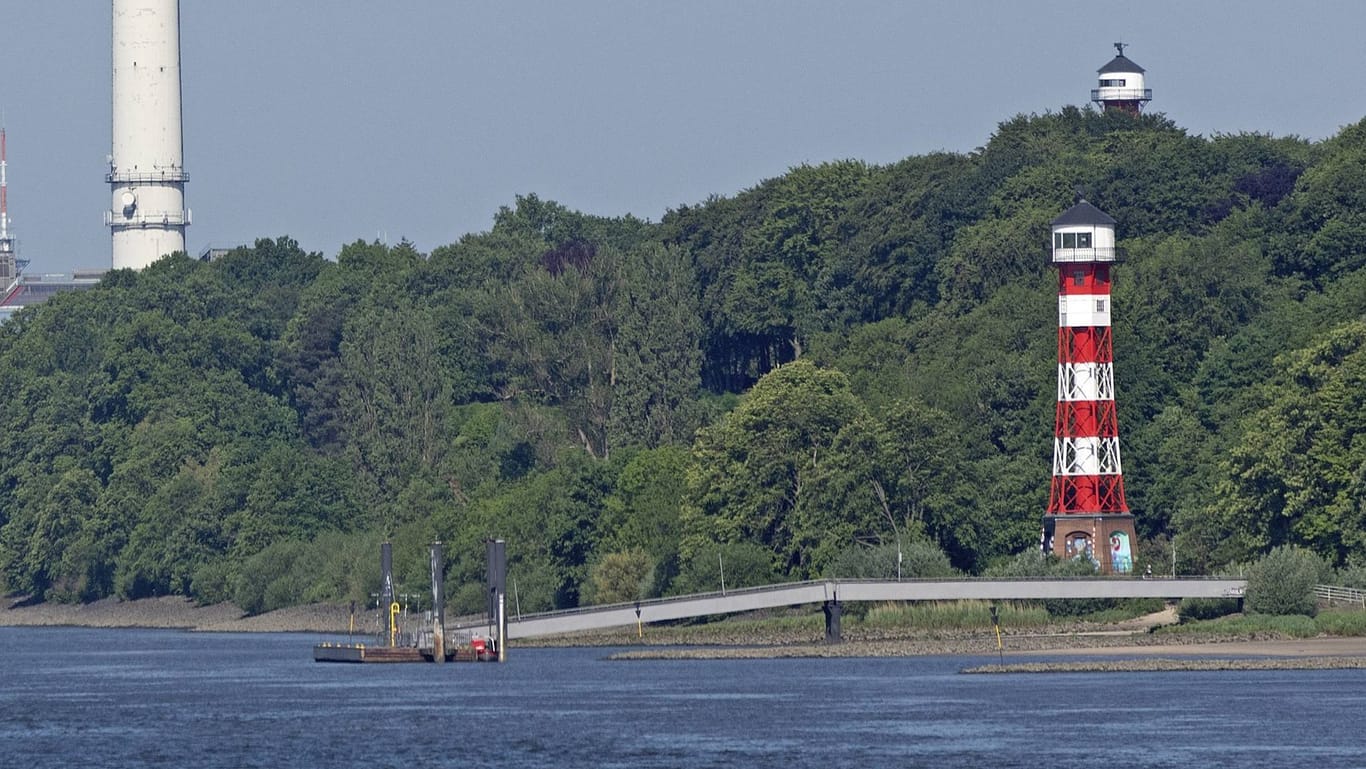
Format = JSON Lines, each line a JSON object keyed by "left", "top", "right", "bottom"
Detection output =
{"left": 823, "top": 599, "right": 843, "bottom": 644}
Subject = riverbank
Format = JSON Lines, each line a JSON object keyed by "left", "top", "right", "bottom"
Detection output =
{"left": 962, "top": 655, "right": 1366, "bottom": 673}
{"left": 0, "top": 595, "right": 357, "bottom": 633}
{"left": 7, "top": 596, "right": 1366, "bottom": 664}
{"left": 603, "top": 634, "right": 1366, "bottom": 661}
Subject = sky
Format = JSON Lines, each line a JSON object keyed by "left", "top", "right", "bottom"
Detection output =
{"left": 1, "top": 1, "right": 1364, "bottom": 274}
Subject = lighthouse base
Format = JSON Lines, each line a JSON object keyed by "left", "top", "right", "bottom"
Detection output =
{"left": 1042, "top": 514, "right": 1137, "bottom": 575}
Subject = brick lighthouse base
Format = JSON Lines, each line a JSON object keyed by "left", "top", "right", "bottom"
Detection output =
{"left": 1042, "top": 514, "right": 1138, "bottom": 574}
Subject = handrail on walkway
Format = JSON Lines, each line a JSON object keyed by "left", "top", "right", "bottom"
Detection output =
{"left": 1315, "top": 584, "right": 1366, "bottom": 608}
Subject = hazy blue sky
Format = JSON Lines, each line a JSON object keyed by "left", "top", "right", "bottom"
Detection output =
{"left": 1, "top": 1, "right": 1364, "bottom": 274}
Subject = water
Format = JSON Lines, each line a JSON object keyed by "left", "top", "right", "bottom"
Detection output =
{"left": 2, "top": 627, "right": 1363, "bottom": 768}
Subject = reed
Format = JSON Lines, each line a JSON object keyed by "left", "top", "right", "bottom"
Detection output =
{"left": 1313, "top": 609, "right": 1366, "bottom": 637}
{"left": 860, "top": 600, "right": 1051, "bottom": 630}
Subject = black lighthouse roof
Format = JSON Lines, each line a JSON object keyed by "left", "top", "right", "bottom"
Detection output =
{"left": 1098, "top": 42, "right": 1144, "bottom": 74}
{"left": 1051, "top": 199, "right": 1116, "bottom": 228}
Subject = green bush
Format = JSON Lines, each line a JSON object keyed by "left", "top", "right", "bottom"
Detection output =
{"left": 1245, "top": 546, "right": 1330, "bottom": 617}
{"left": 1080, "top": 598, "right": 1167, "bottom": 624}
{"left": 1314, "top": 609, "right": 1366, "bottom": 636}
{"left": 585, "top": 548, "right": 653, "bottom": 604}
{"left": 668, "top": 542, "right": 776, "bottom": 596}
{"left": 983, "top": 550, "right": 1113, "bottom": 617}
{"left": 824, "top": 541, "right": 958, "bottom": 580}
{"left": 1336, "top": 559, "right": 1366, "bottom": 591}
{"left": 1178, "top": 596, "right": 1241, "bottom": 622}
{"left": 982, "top": 550, "right": 1057, "bottom": 578}
{"left": 450, "top": 582, "right": 486, "bottom": 617}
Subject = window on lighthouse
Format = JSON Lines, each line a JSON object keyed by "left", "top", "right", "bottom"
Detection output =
{"left": 1072, "top": 270, "right": 1085, "bottom": 286}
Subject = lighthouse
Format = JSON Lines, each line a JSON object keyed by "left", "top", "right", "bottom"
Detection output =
{"left": 108, "top": 0, "right": 189, "bottom": 270}
{"left": 1091, "top": 42, "right": 1151, "bottom": 115}
{"left": 1042, "top": 197, "right": 1136, "bottom": 574}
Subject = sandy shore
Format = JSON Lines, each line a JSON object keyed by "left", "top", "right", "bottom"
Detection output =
{"left": 0, "top": 596, "right": 357, "bottom": 634}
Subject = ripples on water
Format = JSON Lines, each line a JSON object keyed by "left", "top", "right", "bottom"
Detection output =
{"left": 2, "top": 627, "right": 1363, "bottom": 768}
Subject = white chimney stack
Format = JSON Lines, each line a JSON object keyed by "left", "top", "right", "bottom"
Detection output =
{"left": 108, "top": 0, "right": 189, "bottom": 270}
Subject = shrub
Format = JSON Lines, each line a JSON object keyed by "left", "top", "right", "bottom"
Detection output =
{"left": 1178, "top": 596, "right": 1241, "bottom": 622}
{"left": 1080, "top": 597, "right": 1167, "bottom": 624}
{"left": 982, "top": 549, "right": 1057, "bottom": 578}
{"left": 586, "top": 548, "right": 653, "bottom": 604}
{"left": 668, "top": 542, "right": 776, "bottom": 596}
{"left": 1336, "top": 558, "right": 1366, "bottom": 591}
{"left": 983, "top": 550, "right": 1111, "bottom": 616}
{"left": 824, "top": 541, "right": 958, "bottom": 580}
{"left": 1245, "top": 546, "right": 1330, "bottom": 617}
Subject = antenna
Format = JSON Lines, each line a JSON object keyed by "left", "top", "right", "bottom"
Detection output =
{"left": 0, "top": 123, "right": 17, "bottom": 281}
{"left": 1114, "top": 41, "right": 1126, "bottom": 56}
{"left": 0, "top": 125, "right": 9, "bottom": 243}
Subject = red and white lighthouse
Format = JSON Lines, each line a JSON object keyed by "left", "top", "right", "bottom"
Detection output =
{"left": 1043, "top": 197, "right": 1136, "bottom": 573}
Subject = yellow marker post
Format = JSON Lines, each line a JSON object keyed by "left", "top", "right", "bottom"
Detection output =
{"left": 990, "top": 604, "right": 1003, "bottom": 665}
{"left": 389, "top": 601, "right": 401, "bottom": 647}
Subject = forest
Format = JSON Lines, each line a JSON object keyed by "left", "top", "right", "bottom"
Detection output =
{"left": 2, "top": 106, "right": 1365, "bottom": 615}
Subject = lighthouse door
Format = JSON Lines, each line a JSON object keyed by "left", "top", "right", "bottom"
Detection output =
{"left": 1063, "top": 531, "right": 1095, "bottom": 565}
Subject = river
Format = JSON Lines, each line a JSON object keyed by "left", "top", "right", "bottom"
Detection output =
{"left": 1, "top": 627, "right": 1362, "bottom": 768}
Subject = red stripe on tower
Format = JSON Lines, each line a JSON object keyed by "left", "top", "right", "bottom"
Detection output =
{"left": 1042, "top": 197, "right": 1137, "bottom": 574}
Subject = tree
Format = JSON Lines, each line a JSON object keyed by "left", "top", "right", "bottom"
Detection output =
{"left": 586, "top": 548, "right": 653, "bottom": 604}
{"left": 680, "top": 360, "right": 864, "bottom": 576}
{"left": 669, "top": 542, "right": 777, "bottom": 596}
{"left": 608, "top": 244, "right": 704, "bottom": 450}
{"left": 1199, "top": 321, "right": 1366, "bottom": 566}
{"left": 339, "top": 303, "right": 452, "bottom": 519}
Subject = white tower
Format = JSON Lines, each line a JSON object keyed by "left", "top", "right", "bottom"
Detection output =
{"left": 1091, "top": 42, "right": 1151, "bottom": 115}
{"left": 108, "top": 0, "right": 189, "bottom": 270}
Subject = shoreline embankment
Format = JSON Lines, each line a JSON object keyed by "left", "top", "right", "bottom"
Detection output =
{"left": 6, "top": 596, "right": 1366, "bottom": 668}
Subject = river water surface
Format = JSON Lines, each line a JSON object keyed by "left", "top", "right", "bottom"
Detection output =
{"left": 2, "top": 627, "right": 1362, "bottom": 768}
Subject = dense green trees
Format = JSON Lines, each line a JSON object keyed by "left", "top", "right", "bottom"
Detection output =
{"left": 2, "top": 110, "right": 1365, "bottom": 613}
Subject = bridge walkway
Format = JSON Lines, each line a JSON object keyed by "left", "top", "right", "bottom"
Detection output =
{"left": 451, "top": 577, "right": 1247, "bottom": 641}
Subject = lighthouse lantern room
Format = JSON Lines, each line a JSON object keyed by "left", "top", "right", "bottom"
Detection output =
{"left": 1091, "top": 42, "right": 1151, "bottom": 114}
{"left": 1043, "top": 197, "right": 1137, "bottom": 574}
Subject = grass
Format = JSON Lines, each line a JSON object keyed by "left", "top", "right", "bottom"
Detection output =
{"left": 1155, "top": 607, "right": 1366, "bottom": 639}
{"left": 1157, "top": 613, "right": 1321, "bottom": 639}
{"left": 860, "top": 600, "right": 1051, "bottom": 630}
{"left": 1314, "top": 609, "right": 1366, "bottom": 636}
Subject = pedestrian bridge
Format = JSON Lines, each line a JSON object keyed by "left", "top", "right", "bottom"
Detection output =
{"left": 453, "top": 577, "right": 1246, "bottom": 640}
